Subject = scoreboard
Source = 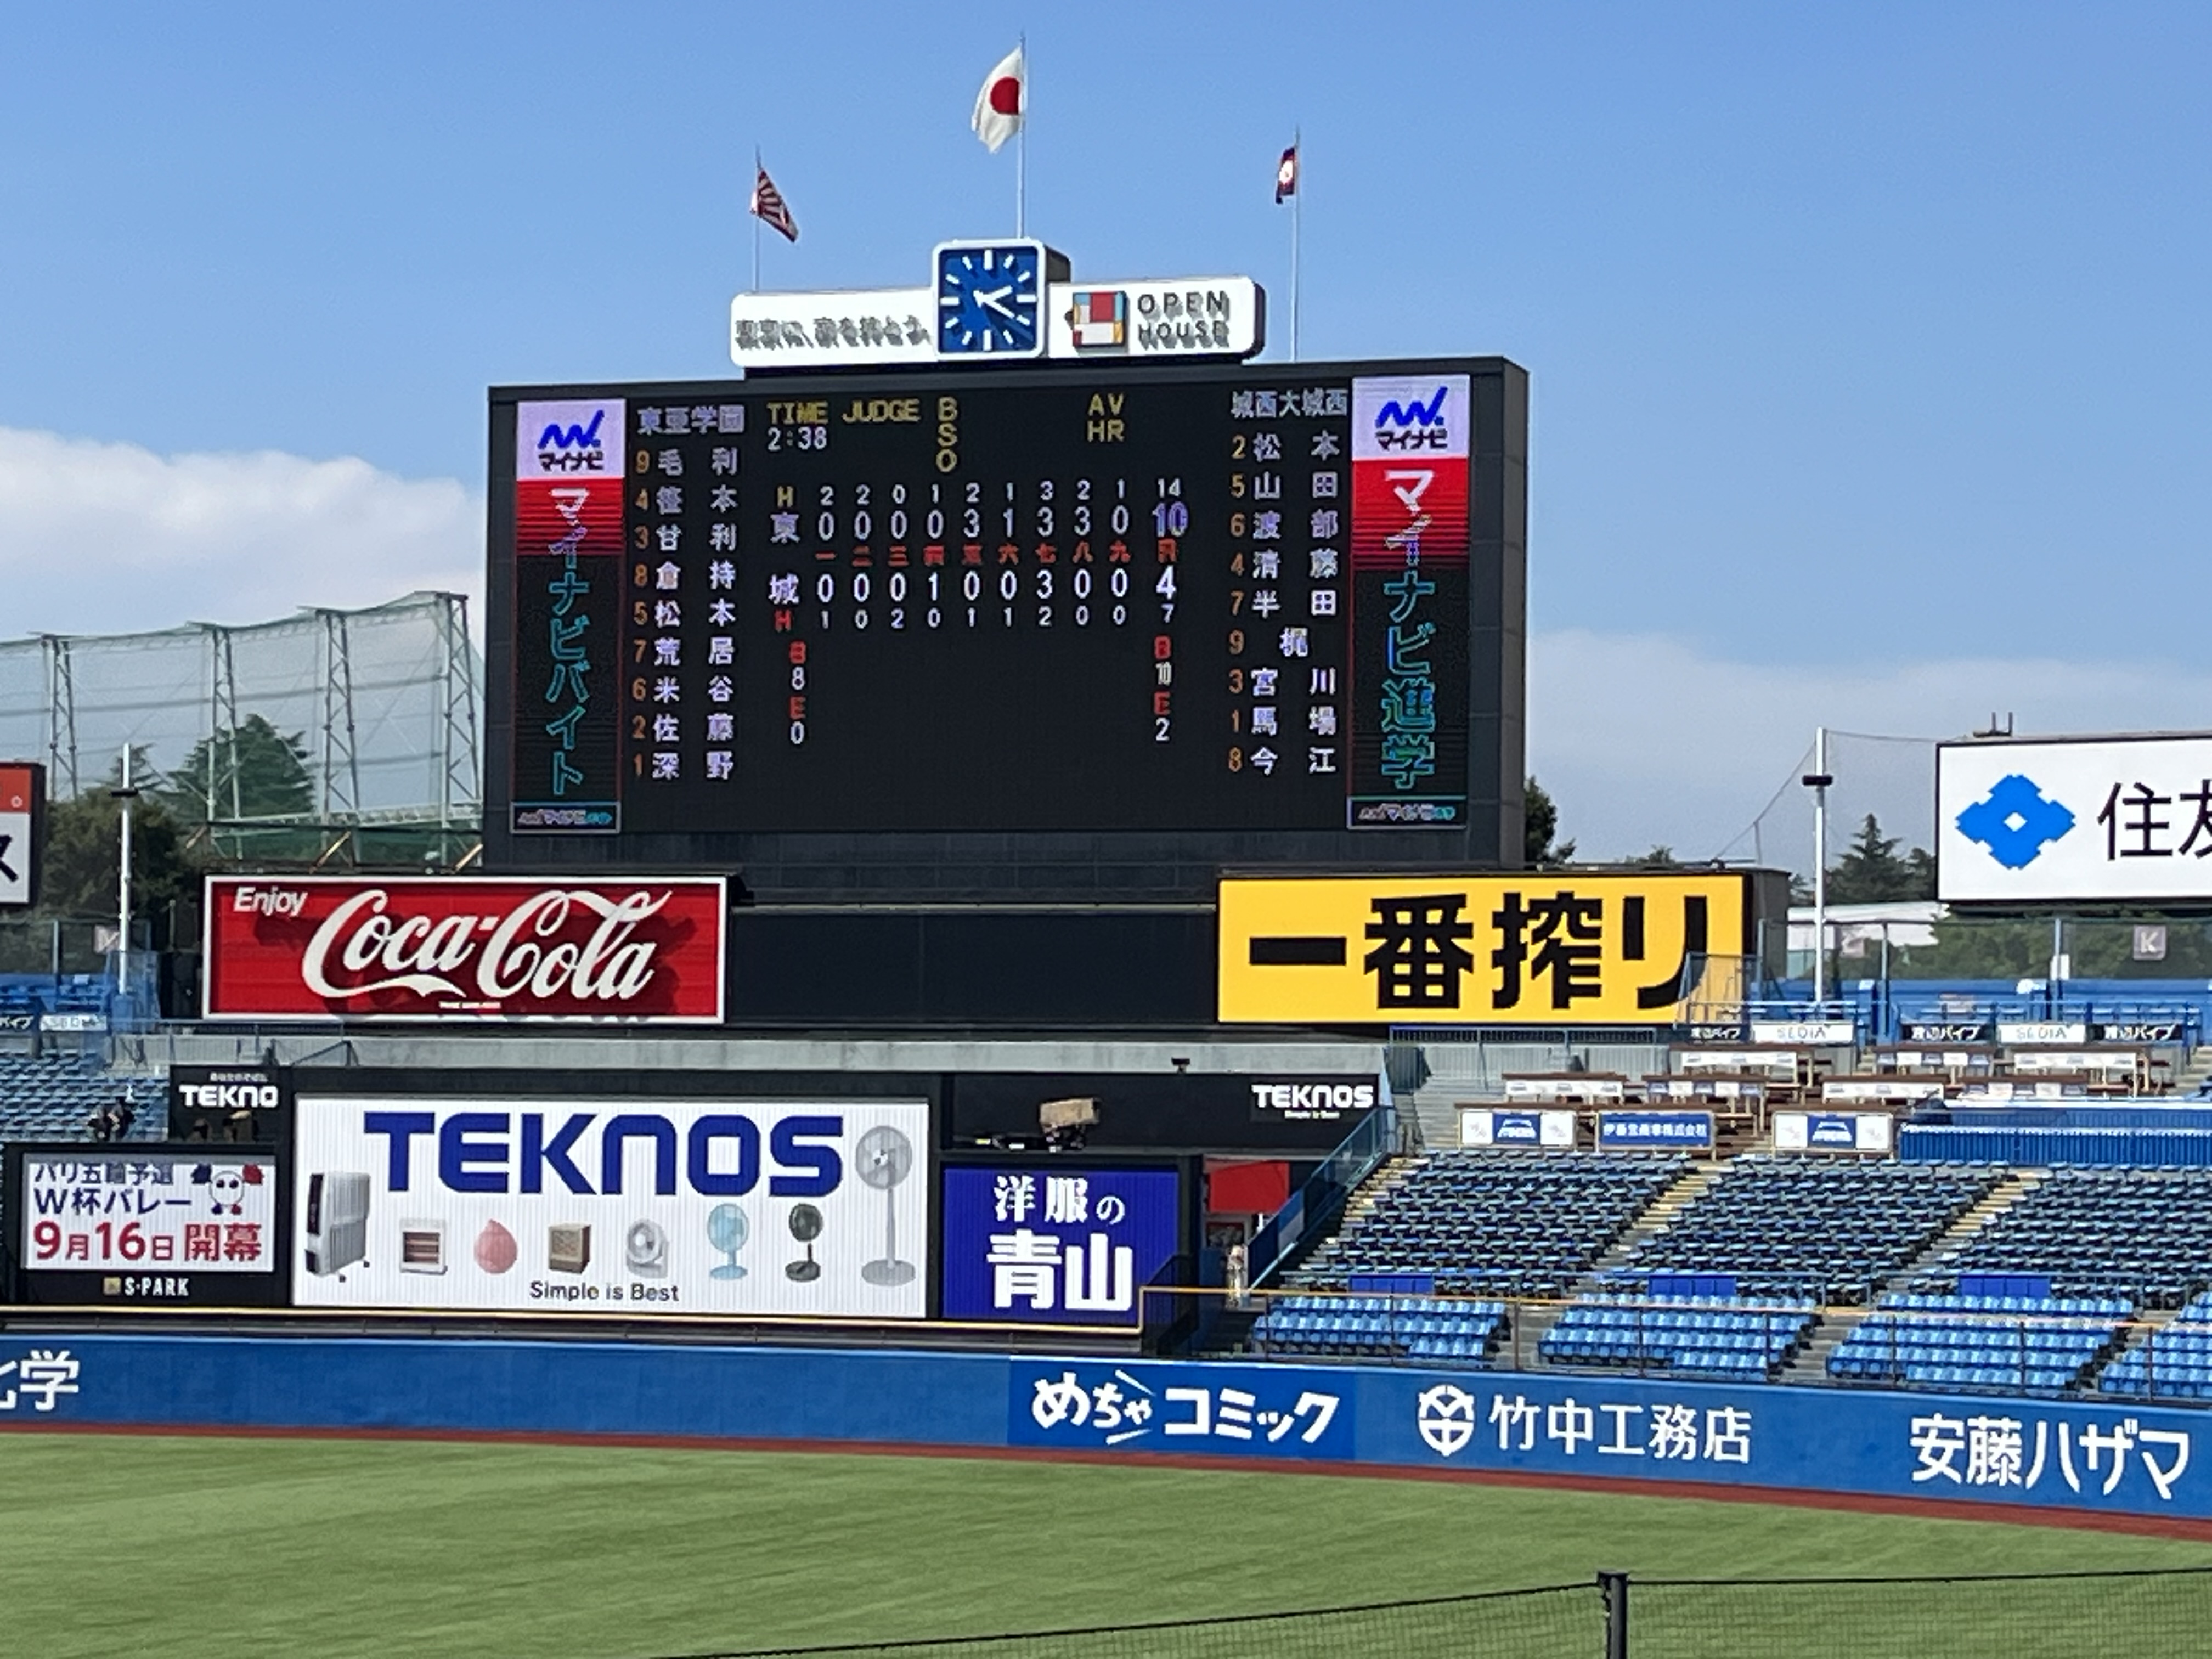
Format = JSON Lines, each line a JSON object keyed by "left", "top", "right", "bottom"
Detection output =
{"left": 484, "top": 357, "right": 1527, "bottom": 896}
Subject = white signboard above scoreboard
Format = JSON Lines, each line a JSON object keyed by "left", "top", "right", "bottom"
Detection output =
{"left": 731, "top": 240, "right": 1263, "bottom": 369}
{"left": 1938, "top": 733, "right": 2212, "bottom": 905}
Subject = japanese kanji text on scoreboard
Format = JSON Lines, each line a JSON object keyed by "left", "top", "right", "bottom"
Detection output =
{"left": 1218, "top": 871, "right": 1763, "bottom": 1025}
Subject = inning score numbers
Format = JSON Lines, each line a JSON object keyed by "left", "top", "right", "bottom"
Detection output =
{"left": 500, "top": 360, "right": 1502, "bottom": 839}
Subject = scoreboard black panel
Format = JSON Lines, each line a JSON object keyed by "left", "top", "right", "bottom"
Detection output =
{"left": 484, "top": 357, "right": 1526, "bottom": 899}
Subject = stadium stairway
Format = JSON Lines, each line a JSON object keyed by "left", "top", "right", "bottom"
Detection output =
{"left": 1511, "top": 1159, "right": 1735, "bottom": 1364}
{"left": 1775, "top": 1169, "right": 2047, "bottom": 1384}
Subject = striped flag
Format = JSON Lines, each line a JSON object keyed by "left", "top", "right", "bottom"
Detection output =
{"left": 751, "top": 166, "right": 798, "bottom": 243}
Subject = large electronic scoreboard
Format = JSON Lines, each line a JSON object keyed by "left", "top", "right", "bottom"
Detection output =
{"left": 484, "top": 357, "right": 1527, "bottom": 900}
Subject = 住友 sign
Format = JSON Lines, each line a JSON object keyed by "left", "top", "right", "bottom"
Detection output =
{"left": 291, "top": 1097, "right": 928, "bottom": 1319}
{"left": 1218, "top": 872, "right": 1753, "bottom": 1025}
{"left": 1939, "top": 734, "right": 2212, "bottom": 904}
{"left": 940, "top": 1165, "right": 1182, "bottom": 1328}
{"left": 202, "top": 876, "right": 726, "bottom": 1023}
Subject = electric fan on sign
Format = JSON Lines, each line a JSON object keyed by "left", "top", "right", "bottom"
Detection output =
{"left": 855, "top": 1124, "right": 916, "bottom": 1287}
{"left": 785, "top": 1203, "right": 823, "bottom": 1282}
{"left": 707, "top": 1203, "right": 749, "bottom": 1280}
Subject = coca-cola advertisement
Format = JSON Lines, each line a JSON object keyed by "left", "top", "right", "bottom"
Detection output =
{"left": 202, "top": 876, "right": 727, "bottom": 1023}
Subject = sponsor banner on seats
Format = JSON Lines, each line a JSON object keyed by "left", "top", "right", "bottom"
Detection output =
{"left": 1774, "top": 1110, "right": 1893, "bottom": 1154}
{"left": 1596, "top": 1110, "right": 1714, "bottom": 1151}
{"left": 9, "top": 1338, "right": 2210, "bottom": 1523}
{"left": 1458, "top": 1108, "right": 1575, "bottom": 1149}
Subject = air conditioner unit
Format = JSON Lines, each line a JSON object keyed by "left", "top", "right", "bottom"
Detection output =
{"left": 547, "top": 1223, "right": 591, "bottom": 1274}
{"left": 398, "top": 1219, "right": 447, "bottom": 1274}
{"left": 302, "top": 1171, "right": 370, "bottom": 1276}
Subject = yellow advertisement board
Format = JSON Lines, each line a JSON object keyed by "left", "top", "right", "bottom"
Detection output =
{"left": 1218, "top": 872, "right": 1752, "bottom": 1025}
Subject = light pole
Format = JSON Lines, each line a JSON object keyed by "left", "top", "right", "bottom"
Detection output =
{"left": 112, "top": 748, "right": 138, "bottom": 1016}
{"left": 1802, "top": 729, "right": 1833, "bottom": 1006}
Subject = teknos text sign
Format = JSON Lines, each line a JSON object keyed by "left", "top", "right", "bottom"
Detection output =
{"left": 202, "top": 876, "right": 726, "bottom": 1023}
{"left": 292, "top": 1097, "right": 928, "bottom": 1319}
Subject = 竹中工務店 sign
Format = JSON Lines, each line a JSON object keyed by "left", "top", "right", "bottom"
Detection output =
{"left": 1218, "top": 872, "right": 1754, "bottom": 1024}
{"left": 1938, "top": 733, "right": 2212, "bottom": 904}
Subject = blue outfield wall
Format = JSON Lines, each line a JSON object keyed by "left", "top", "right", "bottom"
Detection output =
{"left": 3, "top": 1334, "right": 2209, "bottom": 1525}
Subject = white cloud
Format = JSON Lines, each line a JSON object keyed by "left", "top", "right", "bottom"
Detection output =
{"left": 1530, "top": 629, "right": 2212, "bottom": 866}
{"left": 0, "top": 426, "right": 482, "bottom": 636}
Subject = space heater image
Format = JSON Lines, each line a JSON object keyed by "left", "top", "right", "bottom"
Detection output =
{"left": 302, "top": 1171, "right": 370, "bottom": 1276}
{"left": 398, "top": 1219, "right": 448, "bottom": 1274}
{"left": 547, "top": 1223, "right": 591, "bottom": 1274}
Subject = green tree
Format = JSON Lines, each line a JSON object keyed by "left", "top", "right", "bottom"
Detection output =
{"left": 1525, "top": 776, "right": 1576, "bottom": 867}
{"left": 1627, "top": 845, "right": 1680, "bottom": 869}
{"left": 1824, "top": 814, "right": 1936, "bottom": 903}
{"left": 161, "top": 714, "right": 314, "bottom": 825}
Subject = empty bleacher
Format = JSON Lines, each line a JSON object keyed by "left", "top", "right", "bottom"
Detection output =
{"left": 1539, "top": 1292, "right": 1812, "bottom": 1380}
{"left": 0, "top": 1054, "right": 162, "bottom": 1145}
{"left": 1912, "top": 1167, "right": 2212, "bottom": 1307}
{"left": 1830, "top": 1292, "right": 2130, "bottom": 1393}
{"left": 1286, "top": 1150, "right": 1689, "bottom": 1300}
{"left": 1602, "top": 1155, "right": 2000, "bottom": 1304}
{"left": 1251, "top": 1293, "right": 1508, "bottom": 1365}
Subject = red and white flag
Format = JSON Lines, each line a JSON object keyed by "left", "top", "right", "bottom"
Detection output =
{"left": 1275, "top": 143, "right": 1299, "bottom": 204}
{"left": 972, "top": 45, "right": 1025, "bottom": 153}
{"left": 751, "top": 165, "right": 798, "bottom": 242}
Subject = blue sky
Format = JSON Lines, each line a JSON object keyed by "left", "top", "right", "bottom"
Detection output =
{"left": 0, "top": 3, "right": 2205, "bottom": 853}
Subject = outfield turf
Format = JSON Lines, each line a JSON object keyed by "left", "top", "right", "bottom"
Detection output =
{"left": 1, "top": 1434, "right": 2206, "bottom": 1659}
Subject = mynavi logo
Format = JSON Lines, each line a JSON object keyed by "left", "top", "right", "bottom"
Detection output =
{"left": 1957, "top": 774, "right": 2076, "bottom": 870}
{"left": 1371, "top": 385, "right": 1452, "bottom": 453}
{"left": 517, "top": 399, "right": 623, "bottom": 479}
{"left": 535, "top": 409, "right": 610, "bottom": 473}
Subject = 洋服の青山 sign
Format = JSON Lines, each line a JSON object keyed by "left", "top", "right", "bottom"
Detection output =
{"left": 202, "top": 876, "right": 726, "bottom": 1023}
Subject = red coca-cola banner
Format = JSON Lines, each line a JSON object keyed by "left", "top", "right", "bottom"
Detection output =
{"left": 203, "top": 876, "right": 726, "bottom": 1023}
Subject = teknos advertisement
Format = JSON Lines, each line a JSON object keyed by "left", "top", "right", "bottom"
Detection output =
{"left": 292, "top": 1098, "right": 928, "bottom": 1319}
{"left": 202, "top": 876, "right": 726, "bottom": 1023}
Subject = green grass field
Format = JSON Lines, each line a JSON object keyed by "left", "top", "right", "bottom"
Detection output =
{"left": 1, "top": 1433, "right": 2205, "bottom": 1658}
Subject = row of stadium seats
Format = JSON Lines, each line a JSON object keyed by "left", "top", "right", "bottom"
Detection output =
{"left": 1288, "top": 1152, "right": 1688, "bottom": 1299}
{"left": 2101, "top": 1293, "right": 2212, "bottom": 1400}
{"left": 0, "top": 975, "right": 111, "bottom": 1014}
{"left": 1609, "top": 1155, "right": 2000, "bottom": 1304}
{"left": 0, "top": 1055, "right": 162, "bottom": 1144}
{"left": 1249, "top": 1294, "right": 1507, "bottom": 1364}
{"left": 1538, "top": 1296, "right": 1811, "bottom": 1379}
{"left": 1828, "top": 1294, "right": 2128, "bottom": 1393}
{"left": 1911, "top": 1167, "right": 2212, "bottom": 1307}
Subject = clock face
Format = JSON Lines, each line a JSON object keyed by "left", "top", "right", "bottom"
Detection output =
{"left": 935, "top": 242, "right": 1045, "bottom": 356}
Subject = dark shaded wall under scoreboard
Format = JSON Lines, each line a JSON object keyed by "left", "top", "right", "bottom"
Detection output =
{"left": 482, "top": 358, "right": 1527, "bottom": 904}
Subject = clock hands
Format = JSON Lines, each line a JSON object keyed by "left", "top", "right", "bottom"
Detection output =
{"left": 974, "top": 285, "right": 1017, "bottom": 320}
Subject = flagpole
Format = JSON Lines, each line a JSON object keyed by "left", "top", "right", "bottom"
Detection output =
{"left": 1015, "top": 34, "right": 1028, "bottom": 236}
{"left": 752, "top": 146, "right": 762, "bottom": 292}
{"left": 1290, "top": 128, "right": 1302, "bottom": 361}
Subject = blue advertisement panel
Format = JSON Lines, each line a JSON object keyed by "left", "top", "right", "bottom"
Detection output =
{"left": 4, "top": 1335, "right": 2209, "bottom": 1526}
{"left": 1008, "top": 1356, "right": 1355, "bottom": 1460}
{"left": 939, "top": 1166, "right": 1181, "bottom": 1327}
{"left": 1596, "top": 1110, "right": 1714, "bottom": 1150}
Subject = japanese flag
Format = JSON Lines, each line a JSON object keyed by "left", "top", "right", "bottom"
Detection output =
{"left": 972, "top": 45, "right": 1025, "bottom": 153}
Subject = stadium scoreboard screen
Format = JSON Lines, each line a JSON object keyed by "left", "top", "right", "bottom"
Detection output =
{"left": 486, "top": 357, "right": 1526, "bottom": 894}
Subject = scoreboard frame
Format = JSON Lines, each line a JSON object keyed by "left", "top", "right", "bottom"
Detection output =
{"left": 483, "top": 356, "right": 1527, "bottom": 903}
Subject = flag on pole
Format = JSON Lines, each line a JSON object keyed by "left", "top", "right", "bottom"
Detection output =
{"left": 972, "top": 45, "right": 1025, "bottom": 153}
{"left": 751, "top": 165, "right": 798, "bottom": 243}
{"left": 1274, "top": 143, "right": 1299, "bottom": 204}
